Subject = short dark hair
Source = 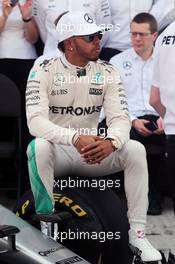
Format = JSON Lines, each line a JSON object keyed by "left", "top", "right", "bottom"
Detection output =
{"left": 55, "top": 11, "right": 69, "bottom": 53}
{"left": 131, "top": 12, "right": 158, "bottom": 33}
{"left": 57, "top": 41, "right": 65, "bottom": 53}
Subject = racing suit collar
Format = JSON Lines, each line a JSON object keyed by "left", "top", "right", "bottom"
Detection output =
{"left": 60, "top": 55, "right": 91, "bottom": 76}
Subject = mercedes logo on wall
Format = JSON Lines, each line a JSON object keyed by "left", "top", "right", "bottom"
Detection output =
{"left": 84, "top": 13, "right": 93, "bottom": 23}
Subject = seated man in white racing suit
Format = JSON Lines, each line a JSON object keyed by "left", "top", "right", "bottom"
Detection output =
{"left": 26, "top": 11, "right": 162, "bottom": 262}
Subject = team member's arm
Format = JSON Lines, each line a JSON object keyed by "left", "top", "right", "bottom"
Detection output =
{"left": 26, "top": 61, "right": 76, "bottom": 146}
{"left": 149, "top": 85, "right": 166, "bottom": 118}
{"left": 150, "top": 43, "right": 166, "bottom": 118}
{"left": 82, "top": 65, "right": 131, "bottom": 164}
{"left": 0, "top": 0, "right": 12, "bottom": 32}
{"left": 18, "top": 0, "right": 38, "bottom": 44}
{"left": 103, "top": 66, "right": 131, "bottom": 147}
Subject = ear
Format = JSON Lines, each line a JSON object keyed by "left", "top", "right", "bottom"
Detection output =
{"left": 64, "top": 38, "right": 74, "bottom": 52}
{"left": 152, "top": 31, "right": 158, "bottom": 42}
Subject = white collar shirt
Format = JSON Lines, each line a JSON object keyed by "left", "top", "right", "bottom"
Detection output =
{"left": 110, "top": 48, "right": 158, "bottom": 121}
{"left": 0, "top": 3, "right": 37, "bottom": 59}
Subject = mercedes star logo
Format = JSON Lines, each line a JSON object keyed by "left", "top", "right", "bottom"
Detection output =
{"left": 84, "top": 13, "right": 93, "bottom": 23}
{"left": 123, "top": 61, "right": 132, "bottom": 70}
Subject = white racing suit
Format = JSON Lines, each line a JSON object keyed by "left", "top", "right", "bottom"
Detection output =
{"left": 26, "top": 55, "right": 148, "bottom": 225}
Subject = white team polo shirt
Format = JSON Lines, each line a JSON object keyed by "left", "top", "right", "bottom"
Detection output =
{"left": 152, "top": 21, "right": 175, "bottom": 135}
{"left": 0, "top": 3, "right": 37, "bottom": 59}
{"left": 110, "top": 48, "right": 158, "bottom": 121}
{"left": 105, "top": 0, "right": 175, "bottom": 51}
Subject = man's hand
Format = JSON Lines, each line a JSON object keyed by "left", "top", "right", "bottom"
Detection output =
{"left": 81, "top": 138, "right": 114, "bottom": 164}
{"left": 153, "top": 117, "right": 164, "bottom": 135}
{"left": 2, "top": 0, "right": 12, "bottom": 18}
{"left": 74, "top": 135, "right": 100, "bottom": 154}
{"left": 132, "top": 119, "right": 153, "bottom": 136}
{"left": 18, "top": 0, "right": 32, "bottom": 20}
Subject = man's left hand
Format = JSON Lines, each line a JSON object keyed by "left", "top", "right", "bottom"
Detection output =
{"left": 81, "top": 139, "right": 114, "bottom": 164}
{"left": 153, "top": 117, "right": 164, "bottom": 135}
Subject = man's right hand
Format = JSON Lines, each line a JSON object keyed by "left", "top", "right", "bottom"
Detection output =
{"left": 132, "top": 119, "right": 153, "bottom": 137}
{"left": 2, "top": 0, "right": 12, "bottom": 18}
{"left": 73, "top": 135, "right": 101, "bottom": 154}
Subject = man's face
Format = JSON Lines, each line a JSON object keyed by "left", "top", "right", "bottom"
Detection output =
{"left": 71, "top": 32, "right": 102, "bottom": 62}
{"left": 130, "top": 22, "right": 157, "bottom": 55}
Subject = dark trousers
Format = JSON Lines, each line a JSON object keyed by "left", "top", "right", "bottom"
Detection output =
{"left": 166, "top": 136, "right": 175, "bottom": 208}
{"left": 130, "top": 115, "right": 166, "bottom": 198}
{"left": 0, "top": 58, "right": 35, "bottom": 193}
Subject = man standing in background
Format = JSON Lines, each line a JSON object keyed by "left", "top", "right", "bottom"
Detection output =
{"left": 150, "top": 20, "right": 175, "bottom": 212}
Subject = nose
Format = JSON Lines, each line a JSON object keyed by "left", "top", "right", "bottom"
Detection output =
{"left": 135, "top": 33, "right": 142, "bottom": 40}
{"left": 93, "top": 35, "right": 100, "bottom": 44}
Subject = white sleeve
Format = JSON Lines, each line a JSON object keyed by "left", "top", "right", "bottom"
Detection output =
{"left": 152, "top": 48, "right": 161, "bottom": 87}
{"left": 103, "top": 67, "right": 131, "bottom": 150}
{"left": 110, "top": 54, "right": 136, "bottom": 122}
{"left": 150, "top": 0, "right": 175, "bottom": 30}
{"left": 99, "top": 107, "right": 105, "bottom": 123}
{"left": 26, "top": 63, "right": 76, "bottom": 145}
{"left": 0, "top": 1, "right": 3, "bottom": 16}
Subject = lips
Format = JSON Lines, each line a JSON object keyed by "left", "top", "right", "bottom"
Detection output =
{"left": 135, "top": 44, "right": 143, "bottom": 48}
{"left": 95, "top": 46, "right": 101, "bottom": 52}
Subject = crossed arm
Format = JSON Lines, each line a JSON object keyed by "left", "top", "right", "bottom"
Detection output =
{"left": 73, "top": 135, "right": 114, "bottom": 165}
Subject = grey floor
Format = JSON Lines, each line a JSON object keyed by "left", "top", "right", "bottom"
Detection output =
{"left": 146, "top": 197, "right": 175, "bottom": 259}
